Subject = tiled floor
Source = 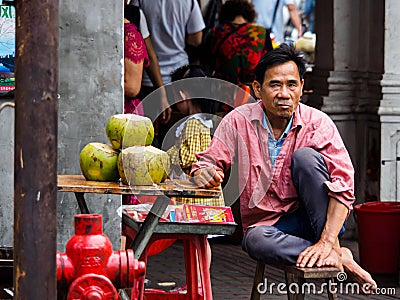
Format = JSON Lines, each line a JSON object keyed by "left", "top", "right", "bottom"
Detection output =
{"left": 144, "top": 238, "right": 400, "bottom": 299}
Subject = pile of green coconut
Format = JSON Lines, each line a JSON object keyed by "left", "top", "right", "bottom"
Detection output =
{"left": 79, "top": 114, "right": 170, "bottom": 185}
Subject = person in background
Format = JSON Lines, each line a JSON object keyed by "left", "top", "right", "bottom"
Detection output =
{"left": 123, "top": 0, "right": 151, "bottom": 205}
{"left": 252, "top": 0, "right": 303, "bottom": 45}
{"left": 302, "top": 0, "right": 315, "bottom": 33}
{"left": 131, "top": 0, "right": 205, "bottom": 147}
{"left": 123, "top": 13, "right": 148, "bottom": 115}
{"left": 123, "top": 16, "right": 148, "bottom": 207}
{"left": 167, "top": 64, "right": 224, "bottom": 207}
{"left": 125, "top": 2, "right": 172, "bottom": 123}
{"left": 190, "top": 44, "right": 377, "bottom": 291}
{"left": 201, "top": 0, "right": 272, "bottom": 87}
{"left": 132, "top": 0, "right": 205, "bottom": 93}
{"left": 166, "top": 65, "right": 224, "bottom": 294}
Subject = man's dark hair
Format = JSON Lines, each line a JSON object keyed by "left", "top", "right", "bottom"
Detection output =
{"left": 254, "top": 44, "right": 307, "bottom": 84}
{"left": 218, "top": 0, "right": 256, "bottom": 24}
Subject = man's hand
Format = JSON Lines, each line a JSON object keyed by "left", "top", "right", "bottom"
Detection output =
{"left": 192, "top": 167, "right": 224, "bottom": 188}
{"left": 297, "top": 239, "right": 335, "bottom": 268}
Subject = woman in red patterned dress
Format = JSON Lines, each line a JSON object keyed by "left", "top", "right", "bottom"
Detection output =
{"left": 124, "top": 17, "right": 149, "bottom": 115}
{"left": 123, "top": 16, "right": 149, "bottom": 205}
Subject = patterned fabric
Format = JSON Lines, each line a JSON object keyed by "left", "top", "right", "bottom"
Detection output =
{"left": 123, "top": 22, "right": 149, "bottom": 117}
{"left": 203, "top": 22, "right": 269, "bottom": 85}
{"left": 124, "top": 22, "right": 149, "bottom": 65}
{"left": 167, "top": 118, "right": 225, "bottom": 206}
{"left": 124, "top": 98, "right": 144, "bottom": 116}
{"left": 168, "top": 118, "right": 212, "bottom": 174}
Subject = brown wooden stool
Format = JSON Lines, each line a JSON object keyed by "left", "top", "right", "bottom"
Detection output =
{"left": 251, "top": 261, "right": 340, "bottom": 300}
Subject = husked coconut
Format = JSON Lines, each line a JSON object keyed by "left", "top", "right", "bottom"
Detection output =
{"left": 118, "top": 146, "right": 170, "bottom": 185}
{"left": 80, "top": 142, "right": 120, "bottom": 181}
{"left": 105, "top": 114, "right": 154, "bottom": 149}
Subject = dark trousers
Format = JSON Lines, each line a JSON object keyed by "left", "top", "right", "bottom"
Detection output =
{"left": 242, "top": 148, "right": 346, "bottom": 265}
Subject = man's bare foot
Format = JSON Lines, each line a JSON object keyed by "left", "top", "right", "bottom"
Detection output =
{"left": 341, "top": 247, "right": 377, "bottom": 293}
{"left": 321, "top": 246, "right": 343, "bottom": 271}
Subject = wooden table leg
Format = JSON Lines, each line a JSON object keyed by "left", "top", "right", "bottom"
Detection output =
{"left": 74, "top": 192, "right": 90, "bottom": 214}
{"left": 128, "top": 195, "right": 170, "bottom": 259}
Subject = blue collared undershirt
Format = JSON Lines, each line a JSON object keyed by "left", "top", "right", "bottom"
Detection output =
{"left": 262, "top": 113, "right": 293, "bottom": 166}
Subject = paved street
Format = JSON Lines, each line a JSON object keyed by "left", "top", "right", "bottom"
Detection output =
{"left": 145, "top": 238, "right": 400, "bottom": 299}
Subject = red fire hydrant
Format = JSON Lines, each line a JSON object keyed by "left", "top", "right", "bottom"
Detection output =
{"left": 57, "top": 214, "right": 146, "bottom": 300}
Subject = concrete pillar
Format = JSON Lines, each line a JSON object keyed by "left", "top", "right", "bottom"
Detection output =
{"left": 311, "top": 0, "right": 383, "bottom": 202}
{"left": 378, "top": 0, "right": 400, "bottom": 201}
{"left": 310, "top": 0, "right": 384, "bottom": 236}
{"left": 57, "top": 1, "right": 123, "bottom": 250}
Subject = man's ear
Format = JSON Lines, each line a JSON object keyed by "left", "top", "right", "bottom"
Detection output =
{"left": 252, "top": 81, "right": 262, "bottom": 99}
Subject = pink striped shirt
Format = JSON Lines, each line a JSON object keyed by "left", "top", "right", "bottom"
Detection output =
{"left": 191, "top": 101, "right": 355, "bottom": 231}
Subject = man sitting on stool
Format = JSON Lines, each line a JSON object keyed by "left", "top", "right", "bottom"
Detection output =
{"left": 190, "top": 44, "right": 377, "bottom": 291}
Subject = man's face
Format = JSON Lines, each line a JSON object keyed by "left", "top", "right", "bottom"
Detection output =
{"left": 252, "top": 61, "right": 304, "bottom": 123}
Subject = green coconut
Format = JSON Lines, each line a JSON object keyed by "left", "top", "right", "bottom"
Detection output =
{"left": 105, "top": 114, "right": 154, "bottom": 149}
{"left": 118, "top": 146, "right": 170, "bottom": 185}
{"left": 79, "top": 142, "right": 120, "bottom": 182}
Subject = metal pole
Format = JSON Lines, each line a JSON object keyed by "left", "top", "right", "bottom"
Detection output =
{"left": 14, "top": 0, "right": 58, "bottom": 298}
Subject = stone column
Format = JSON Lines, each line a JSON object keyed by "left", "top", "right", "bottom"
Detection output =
{"left": 311, "top": 0, "right": 383, "bottom": 202}
{"left": 310, "top": 0, "right": 384, "bottom": 235}
{"left": 378, "top": 0, "right": 400, "bottom": 201}
{"left": 57, "top": 1, "right": 123, "bottom": 250}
